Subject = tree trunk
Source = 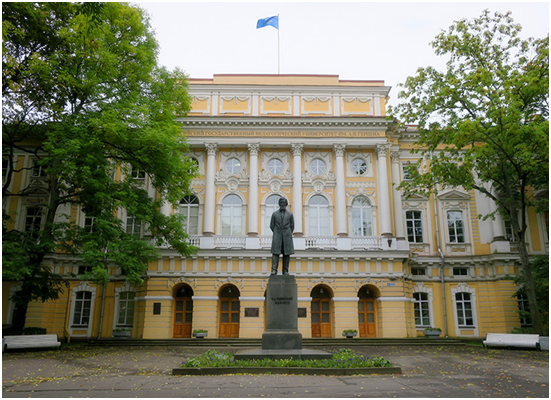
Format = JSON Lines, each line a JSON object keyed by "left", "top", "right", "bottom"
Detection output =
{"left": 517, "top": 237, "right": 545, "bottom": 335}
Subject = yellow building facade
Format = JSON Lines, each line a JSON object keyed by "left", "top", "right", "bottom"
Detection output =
{"left": 3, "top": 74, "right": 548, "bottom": 340}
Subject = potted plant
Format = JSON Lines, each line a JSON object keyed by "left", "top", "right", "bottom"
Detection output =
{"left": 192, "top": 329, "right": 208, "bottom": 339}
{"left": 423, "top": 327, "right": 442, "bottom": 338}
{"left": 342, "top": 329, "right": 358, "bottom": 338}
{"left": 112, "top": 327, "right": 132, "bottom": 338}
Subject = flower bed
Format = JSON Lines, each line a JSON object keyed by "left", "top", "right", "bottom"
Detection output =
{"left": 173, "top": 348, "right": 401, "bottom": 376}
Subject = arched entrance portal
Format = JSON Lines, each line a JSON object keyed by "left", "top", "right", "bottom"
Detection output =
{"left": 358, "top": 285, "right": 379, "bottom": 337}
{"left": 219, "top": 285, "right": 240, "bottom": 338}
{"left": 173, "top": 284, "right": 194, "bottom": 338}
{"left": 310, "top": 285, "right": 332, "bottom": 337}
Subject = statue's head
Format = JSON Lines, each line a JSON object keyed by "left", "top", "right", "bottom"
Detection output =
{"left": 278, "top": 197, "right": 288, "bottom": 209}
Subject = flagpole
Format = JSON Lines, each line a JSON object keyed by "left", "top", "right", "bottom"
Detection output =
{"left": 277, "top": 14, "right": 280, "bottom": 74}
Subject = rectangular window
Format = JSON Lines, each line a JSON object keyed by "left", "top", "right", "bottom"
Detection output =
{"left": 411, "top": 267, "right": 426, "bottom": 276}
{"left": 25, "top": 207, "right": 43, "bottom": 232}
{"left": 504, "top": 220, "right": 517, "bottom": 242}
{"left": 126, "top": 215, "right": 142, "bottom": 237}
{"left": 72, "top": 291, "right": 92, "bottom": 326}
{"left": 517, "top": 294, "right": 532, "bottom": 326}
{"left": 455, "top": 292, "right": 474, "bottom": 327}
{"left": 84, "top": 216, "right": 95, "bottom": 233}
{"left": 401, "top": 163, "right": 414, "bottom": 180}
{"left": 453, "top": 267, "right": 469, "bottom": 276}
{"left": 406, "top": 211, "right": 423, "bottom": 243}
{"left": 31, "top": 160, "right": 46, "bottom": 177}
{"left": 130, "top": 167, "right": 145, "bottom": 180}
{"left": 447, "top": 211, "right": 465, "bottom": 243}
{"left": 413, "top": 292, "right": 430, "bottom": 326}
{"left": 117, "top": 292, "right": 135, "bottom": 326}
{"left": 77, "top": 266, "right": 92, "bottom": 275}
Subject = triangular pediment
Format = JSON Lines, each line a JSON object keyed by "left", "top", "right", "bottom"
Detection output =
{"left": 437, "top": 188, "right": 470, "bottom": 200}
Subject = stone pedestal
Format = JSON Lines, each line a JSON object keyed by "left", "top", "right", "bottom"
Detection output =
{"left": 262, "top": 275, "right": 302, "bottom": 350}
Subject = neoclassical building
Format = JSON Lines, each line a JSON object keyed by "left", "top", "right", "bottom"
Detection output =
{"left": 3, "top": 74, "right": 548, "bottom": 340}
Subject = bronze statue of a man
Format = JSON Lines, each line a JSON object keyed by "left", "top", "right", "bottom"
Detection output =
{"left": 270, "top": 197, "right": 295, "bottom": 275}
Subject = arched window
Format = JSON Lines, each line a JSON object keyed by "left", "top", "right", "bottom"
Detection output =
{"left": 222, "top": 194, "right": 243, "bottom": 235}
{"left": 265, "top": 194, "right": 283, "bottom": 233}
{"left": 308, "top": 195, "right": 330, "bottom": 236}
{"left": 180, "top": 195, "right": 199, "bottom": 235}
{"left": 351, "top": 196, "right": 372, "bottom": 236}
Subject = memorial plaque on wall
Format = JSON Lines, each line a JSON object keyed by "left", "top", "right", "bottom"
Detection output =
{"left": 298, "top": 307, "right": 307, "bottom": 318}
{"left": 245, "top": 308, "right": 259, "bottom": 317}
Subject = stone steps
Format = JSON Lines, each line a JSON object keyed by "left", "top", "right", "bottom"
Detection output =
{"left": 87, "top": 337, "right": 467, "bottom": 347}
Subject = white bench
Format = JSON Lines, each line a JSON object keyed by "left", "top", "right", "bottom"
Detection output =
{"left": 4, "top": 334, "right": 61, "bottom": 351}
{"left": 482, "top": 333, "right": 540, "bottom": 349}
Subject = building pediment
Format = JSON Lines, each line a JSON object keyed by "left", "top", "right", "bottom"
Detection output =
{"left": 437, "top": 189, "right": 470, "bottom": 200}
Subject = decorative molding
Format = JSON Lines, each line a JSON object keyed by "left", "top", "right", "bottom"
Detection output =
{"left": 375, "top": 144, "right": 390, "bottom": 158}
{"left": 307, "top": 277, "right": 336, "bottom": 290}
{"left": 168, "top": 277, "right": 197, "bottom": 289}
{"left": 215, "top": 277, "right": 244, "bottom": 289}
{"left": 355, "top": 277, "right": 383, "bottom": 290}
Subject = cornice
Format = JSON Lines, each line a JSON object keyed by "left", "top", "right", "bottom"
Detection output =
{"left": 178, "top": 116, "right": 396, "bottom": 130}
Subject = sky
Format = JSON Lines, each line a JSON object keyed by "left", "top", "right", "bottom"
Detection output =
{"left": 138, "top": 1, "right": 549, "bottom": 106}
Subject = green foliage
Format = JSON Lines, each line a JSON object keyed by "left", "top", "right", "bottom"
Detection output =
{"left": 389, "top": 9, "right": 549, "bottom": 335}
{"left": 2, "top": 2, "right": 196, "bottom": 321}
{"left": 22, "top": 327, "right": 47, "bottom": 335}
{"left": 181, "top": 348, "right": 394, "bottom": 369}
{"left": 513, "top": 255, "right": 549, "bottom": 332}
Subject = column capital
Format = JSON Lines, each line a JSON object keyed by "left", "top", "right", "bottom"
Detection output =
{"left": 205, "top": 143, "right": 218, "bottom": 156}
{"left": 333, "top": 143, "right": 346, "bottom": 157}
{"left": 376, "top": 144, "right": 390, "bottom": 158}
{"left": 248, "top": 143, "right": 260, "bottom": 156}
{"left": 291, "top": 143, "right": 304, "bottom": 156}
{"left": 390, "top": 151, "right": 401, "bottom": 164}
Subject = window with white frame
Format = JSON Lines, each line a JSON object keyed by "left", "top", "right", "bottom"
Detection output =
{"left": 116, "top": 292, "right": 135, "bottom": 326}
{"left": 130, "top": 166, "right": 145, "bottom": 180}
{"left": 84, "top": 216, "right": 95, "bottom": 233}
{"left": 413, "top": 292, "right": 431, "bottom": 326}
{"left": 225, "top": 158, "right": 241, "bottom": 174}
{"left": 351, "top": 158, "right": 368, "bottom": 176}
{"left": 504, "top": 219, "right": 517, "bottom": 242}
{"left": 447, "top": 211, "right": 465, "bottom": 243}
{"left": 31, "top": 159, "right": 47, "bottom": 178}
{"left": 351, "top": 196, "right": 372, "bottom": 236}
{"left": 267, "top": 158, "right": 284, "bottom": 175}
{"left": 517, "top": 293, "right": 531, "bottom": 326}
{"left": 265, "top": 194, "right": 282, "bottom": 233}
{"left": 221, "top": 194, "right": 243, "bottom": 235}
{"left": 72, "top": 291, "right": 92, "bottom": 326}
{"left": 406, "top": 210, "right": 423, "bottom": 243}
{"left": 180, "top": 195, "right": 199, "bottom": 235}
{"left": 25, "top": 207, "right": 43, "bottom": 233}
{"left": 310, "top": 159, "right": 326, "bottom": 175}
{"left": 401, "top": 163, "right": 415, "bottom": 180}
{"left": 126, "top": 215, "right": 142, "bottom": 237}
{"left": 455, "top": 292, "right": 474, "bottom": 326}
{"left": 308, "top": 195, "right": 330, "bottom": 236}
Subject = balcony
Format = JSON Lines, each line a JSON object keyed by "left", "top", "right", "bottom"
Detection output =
{"left": 190, "top": 235, "right": 399, "bottom": 251}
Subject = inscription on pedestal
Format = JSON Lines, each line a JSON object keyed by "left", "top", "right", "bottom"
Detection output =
{"left": 262, "top": 275, "right": 302, "bottom": 350}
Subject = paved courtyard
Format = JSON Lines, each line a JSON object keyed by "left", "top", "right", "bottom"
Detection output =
{"left": 2, "top": 344, "right": 549, "bottom": 397}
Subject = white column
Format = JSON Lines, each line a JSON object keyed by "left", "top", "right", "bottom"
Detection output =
{"left": 203, "top": 143, "right": 217, "bottom": 236}
{"left": 334, "top": 144, "right": 347, "bottom": 237}
{"left": 248, "top": 143, "right": 260, "bottom": 236}
{"left": 376, "top": 144, "right": 392, "bottom": 237}
{"left": 391, "top": 151, "right": 406, "bottom": 240}
{"left": 291, "top": 143, "right": 304, "bottom": 236}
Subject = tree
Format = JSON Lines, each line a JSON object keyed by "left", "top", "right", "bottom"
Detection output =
{"left": 2, "top": 2, "right": 197, "bottom": 333}
{"left": 389, "top": 10, "right": 549, "bottom": 334}
{"left": 513, "top": 255, "right": 549, "bottom": 333}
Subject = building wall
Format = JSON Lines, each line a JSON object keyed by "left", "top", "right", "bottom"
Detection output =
{"left": 2, "top": 74, "right": 547, "bottom": 340}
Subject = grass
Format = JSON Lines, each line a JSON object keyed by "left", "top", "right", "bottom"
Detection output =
{"left": 181, "top": 348, "right": 393, "bottom": 368}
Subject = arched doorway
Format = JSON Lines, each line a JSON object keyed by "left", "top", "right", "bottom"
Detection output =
{"left": 173, "top": 284, "right": 194, "bottom": 338}
{"left": 311, "top": 285, "right": 332, "bottom": 337}
{"left": 358, "top": 285, "right": 379, "bottom": 338}
{"left": 219, "top": 285, "right": 240, "bottom": 338}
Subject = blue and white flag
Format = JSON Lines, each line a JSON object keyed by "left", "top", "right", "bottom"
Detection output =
{"left": 257, "top": 15, "right": 278, "bottom": 30}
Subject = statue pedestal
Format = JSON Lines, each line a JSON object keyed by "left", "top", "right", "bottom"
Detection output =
{"left": 234, "top": 274, "right": 331, "bottom": 361}
{"left": 262, "top": 275, "right": 302, "bottom": 349}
